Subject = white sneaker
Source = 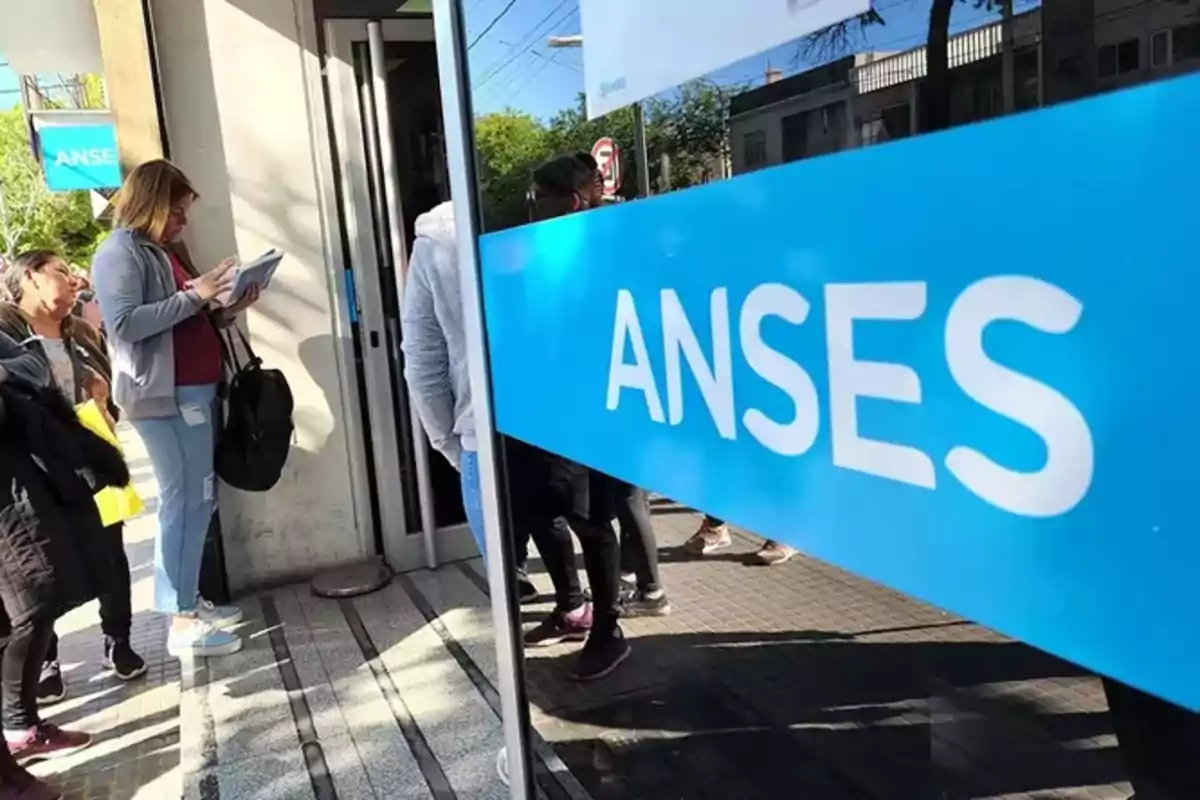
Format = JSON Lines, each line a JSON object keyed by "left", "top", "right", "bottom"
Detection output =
{"left": 496, "top": 747, "right": 509, "bottom": 786}
{"left": 198, "top": 598, "right": 244, "bottom": 629}
{"left": 168, "top": 620, "right": 243, "bottom": 658}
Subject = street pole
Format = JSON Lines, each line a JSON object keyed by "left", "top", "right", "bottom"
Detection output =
{"left": 549, "top": 33, "right": 652, "bottom": 198}
{"left": 1001, "top": 0, "right": 1015, "bottom": 113}
{"left": 19, "top": 76, "right": 40, "bottom": 161}
{"left": 633, "top": 102, "right": 651, "bottom": 198}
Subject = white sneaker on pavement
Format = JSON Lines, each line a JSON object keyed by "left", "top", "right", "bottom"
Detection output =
{"left": 168, "top": 620, "right": 243, "bottom": 658}
{"left": 496, "top": 747, "right": 509, "bottom": 787}
{"left": 197, "top": 598, "right": 244, "bottom": 629}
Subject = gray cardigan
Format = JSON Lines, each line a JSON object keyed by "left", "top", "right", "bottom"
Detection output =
{"left": 92, "top": 228, "right": 206, "bottom": 420}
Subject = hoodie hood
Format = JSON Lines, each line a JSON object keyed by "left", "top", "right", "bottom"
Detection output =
{"left": 414, "top": 201, "right": 457, "bottom": 246}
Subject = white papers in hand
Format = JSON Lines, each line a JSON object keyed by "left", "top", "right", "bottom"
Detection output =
{"left": 216, "top": 249, "right": 284, "bottom": 307}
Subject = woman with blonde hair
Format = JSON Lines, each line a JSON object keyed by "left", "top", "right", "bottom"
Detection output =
{"left": 92, "top": 159, "right": 258, "bottom": 658}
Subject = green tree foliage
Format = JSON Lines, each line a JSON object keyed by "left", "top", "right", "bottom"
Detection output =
{"left": 474, "top": 110, "right": 551, "bottom": 231}
{"left": 474, "top": 80, "right": 732, "bottom": 232}
{"left": 0, "top": 108, "right": 107, "bottom": 267}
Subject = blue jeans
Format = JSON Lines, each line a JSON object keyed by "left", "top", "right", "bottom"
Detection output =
{"left": 460, "top": 449, "right": 486, "bottom": 560}
{"left": 131, "top": 384, "right": 217, "bottom": 615}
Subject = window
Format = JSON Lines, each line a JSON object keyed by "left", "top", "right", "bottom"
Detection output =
{"left": 781, "top": 113, "right": 808, "bottom": 162}
{"left": 1174, "top": 22, "right": 1200, "bottom": 62}
{"left": 860, "top": 118, "right": 884, "bottom": 146}
{"left": 1056, "top": 55, "right": 1081, "bottom": 79}
{"left": 880, "top": 103, "right": 911, "bottom": 139}
{"left": 743, "top": 130, "right": 768, "bottom": 169}
{"left": 1152, "top": 30, "right": 1170, "bottom": 68}
{"left": 1098, "top": 38, "right": 1140, "bottom": 78}
{"left": 861, "top": 104, "right": 911, "bottom": 146}
{"left": 1118, "top": 38, "right": 1141, "bottom": 73}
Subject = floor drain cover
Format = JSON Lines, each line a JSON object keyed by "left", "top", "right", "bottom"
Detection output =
{"left": 311, "top": 557, "right": 392, "bottom": 598}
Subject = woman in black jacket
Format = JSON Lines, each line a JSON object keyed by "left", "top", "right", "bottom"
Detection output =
{"left": 0, "top": 328, "right": 130, "bottom": 797}
{"left": 0, "top": 251, "right": 147, "bottom": 704}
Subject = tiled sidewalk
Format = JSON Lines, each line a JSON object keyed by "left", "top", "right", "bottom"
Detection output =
{"left": 520, "top": 500, "right": 1132, "bottom": 800}
{"left": 29, "top": 430, "right": 1134, "bottom": 799}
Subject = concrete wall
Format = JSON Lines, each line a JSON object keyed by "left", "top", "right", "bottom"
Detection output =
{"left": 729, "top": 81, "right": 854, "bottom": 175}
{"left": 150, "top": 0, "right": 365, "bottom": 589}
{"left": 1094, "top": 0, "right": 1200, "bottom": 90}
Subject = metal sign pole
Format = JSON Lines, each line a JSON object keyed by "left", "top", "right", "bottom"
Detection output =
{"left": 432, "top": 0, "right": 535, "bottom": 796}
{"left": 633, "top": 102, "right": 651, "bottom": 197}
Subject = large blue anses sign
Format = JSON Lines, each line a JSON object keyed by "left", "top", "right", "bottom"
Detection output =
{"left": 479, "top": 73, "right": 1200, "bottom": 711}
{"left": 38, "top": 123, "right": 121, "bottom": 192}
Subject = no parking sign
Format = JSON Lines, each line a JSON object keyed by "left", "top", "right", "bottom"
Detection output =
{"left": 591, "top": 137, "right": 622, "bottom": 198}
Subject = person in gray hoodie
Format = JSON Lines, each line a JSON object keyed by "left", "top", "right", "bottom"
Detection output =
{"left": 401, "top": 202, "right": 546, "bottom": 603}
{"left": 399, "top": 202, "right": 485, "bottom": 550}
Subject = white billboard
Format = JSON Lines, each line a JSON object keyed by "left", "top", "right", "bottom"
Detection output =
{"left": 0, "top": 0, "right": 104, "bottom": 76}
{"left": 580, "top": 0, "right": 872, "bottom": 119}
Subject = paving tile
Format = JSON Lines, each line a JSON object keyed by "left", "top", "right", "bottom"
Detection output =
{"left": 38, "top": 421, "right": 1135, "bottom": 799}
{"left": 294, "top": 589, "right": 432, "bottom": 799}
{"left": 183, "top": 750, "right": 311, "bottom": 800}
{"left": 515, "top": 507, "right": 1133, "bottom": 799}
{"left": 353, "top": 585, "right": 507, "bottom": 799}
{"left": 202, "top": 598, "right": 301, "bottom": 767}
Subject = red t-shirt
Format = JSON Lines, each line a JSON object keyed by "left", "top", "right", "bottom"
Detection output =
{"left": 168, "top": 254, "right": 222, "bottom": 386}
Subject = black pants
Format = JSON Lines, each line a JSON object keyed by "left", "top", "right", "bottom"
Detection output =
{"left": 44, "top": 523, "right": 130, "bottom": 665}
{"left": 523, "top": 499, "right": 622, "bottom": 637}
{"left": 506, "top": 440, "right": 622, "bottom": 636}
{"left": 0, "top": 613, "right": 53, "bottom": 731}
{"left": 527, "top": 515, "right": 584, "bottom": 612}
{"left": 704, "top": 515, "right": 725, "bottom": 527}
{"left": 1102, "top": 677, "right": 1200, "bottom": 798}
{"left": 616, "top": 485, "right": 660, "bottom": 593}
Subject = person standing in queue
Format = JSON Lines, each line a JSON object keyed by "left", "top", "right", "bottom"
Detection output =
{"left": 570, "top": 151, "right": 671, "bottom": 617}
{"left": 92, "top": 160, "right": 259, "bottom": 659}
{"left": 400, "top": 200, "right": 487, "bottom": 555}
{"left": 0, "top": 251, "right": 148, "bottom": 703}
{"left": 0, "top": 325, "right": 134, "bottom": 794}
{"left": 400, "top": 198, "right": 541, "bottom": 600}
{"left": 517, "top": 154, "right": 631, "bottom": 680}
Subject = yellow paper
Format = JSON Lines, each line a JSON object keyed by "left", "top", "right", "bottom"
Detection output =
{"left": 76, "top": 400, "right": 145, "bottom": 526}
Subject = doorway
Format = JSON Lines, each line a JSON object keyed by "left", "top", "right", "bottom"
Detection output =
{"left": 324, "top": 16, "right": 475, "bottom": 572}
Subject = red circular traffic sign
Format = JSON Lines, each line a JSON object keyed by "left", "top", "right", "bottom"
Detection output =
{"left": 591, "top": 137, "right": 622, "bottom": 198}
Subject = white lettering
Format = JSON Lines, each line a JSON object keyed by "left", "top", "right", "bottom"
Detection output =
{"left": 662, "top": 288, "right": 736, "bottom": 439}
{"left": 54, "top": 151, "right": 71, "bottom": 167}
{"left": 739, "top": 283, "right": 819, "bottom": 456}
{"left": 944, "top": 276, "right": 1093, "bottom": 518}
{"left": 606, "top": 289, "right": 665, "bottom": 423}
{"left": 825, "top": 282, "right": 935, "bottom": 489}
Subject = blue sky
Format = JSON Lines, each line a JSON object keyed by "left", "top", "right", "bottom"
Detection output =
{"left": 5, "top": 2, "right": 1034, "bottom": 120}
{"left": 465, "top": 0, "right": 1035, "bottom": 121}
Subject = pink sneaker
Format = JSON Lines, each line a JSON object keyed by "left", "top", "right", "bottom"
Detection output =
{"left": 7, "top": 724, "right": 91, "bottom": 763}
{"left": 523, "top": 603, "right": 592, "bottom": 648}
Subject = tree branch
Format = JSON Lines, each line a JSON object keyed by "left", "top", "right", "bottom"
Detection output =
{"left": 797, "top": 9, "right": 885, "bottom": 64}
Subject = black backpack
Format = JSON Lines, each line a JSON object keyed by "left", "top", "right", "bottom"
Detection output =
{"left": 215, "top": 328, "right": 294, "bottom": 491}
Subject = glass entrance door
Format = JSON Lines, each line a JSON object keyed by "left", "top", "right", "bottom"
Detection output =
{"left": 325, "top": 17, "right": 476, "bottom": 572}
